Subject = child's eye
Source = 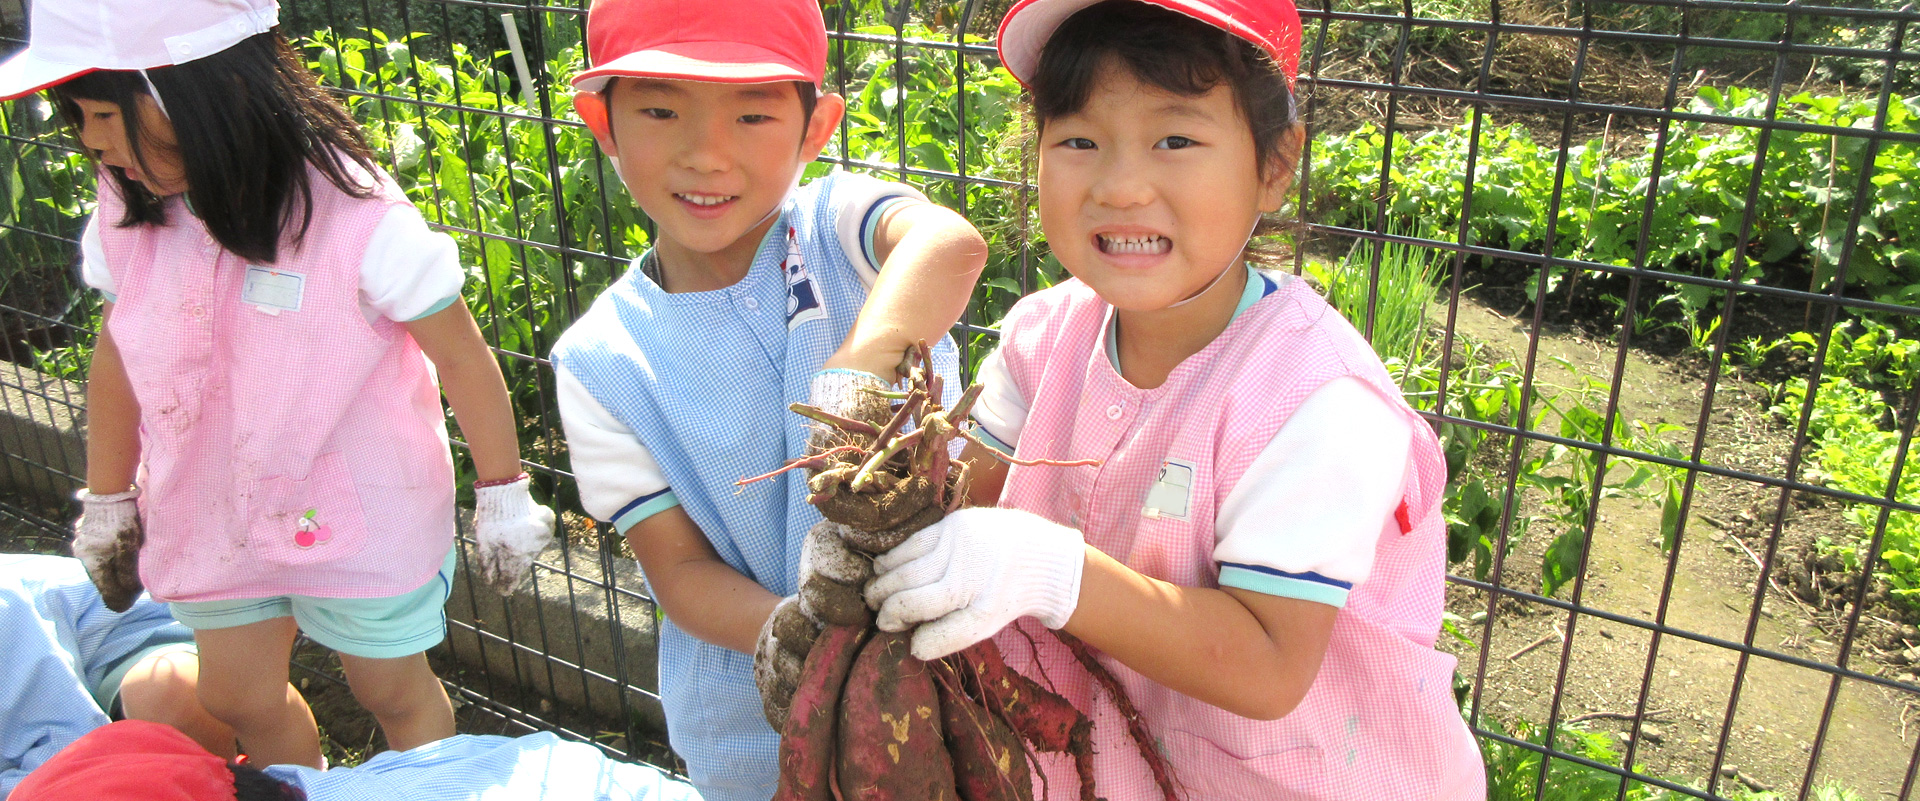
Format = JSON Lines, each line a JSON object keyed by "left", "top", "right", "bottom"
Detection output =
{"left": 739, "top": 114, "right": 773, "bottom": 124}
{"left": 1156, "top": 135, "right": 1197, "bottom": 150}
{"left": 640, "top": 108, "right": 676, "bottom": 120}
{"left": 1058, "top": 137, "right": 1096, "bottom": 150}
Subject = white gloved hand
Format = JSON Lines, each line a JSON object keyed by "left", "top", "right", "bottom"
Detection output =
{"left": 808, "top": 369, "right": 895, "bottom": 430}
{"left": 472, "top": 475, "right": 557, "bottom": 596}
{"left": 864, "top": 506, "right": 1086, "bottom": 661}
{"left": 72, "top": 487, "right": 144, "bottom": 613}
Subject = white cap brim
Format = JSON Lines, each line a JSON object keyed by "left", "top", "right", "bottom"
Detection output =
{"left": 0, "top": 49, "right": 97, "bottom": 102}
{"left": 571, "top": 44, "right": 815, "bottom": 93}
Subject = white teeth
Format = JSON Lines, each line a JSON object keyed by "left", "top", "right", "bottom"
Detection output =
{"left": 676, "top": 193, "right": 732, "bottom": 207}
{"left": 1098, "top": 234, "right": 1171, "bottom": 255}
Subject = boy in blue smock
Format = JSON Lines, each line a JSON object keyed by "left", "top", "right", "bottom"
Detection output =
{"left": 549, "top": 0, "right": 986, "bottom": 797}
{"left": 0, "top": 554, "right": 240, "bottom": 798}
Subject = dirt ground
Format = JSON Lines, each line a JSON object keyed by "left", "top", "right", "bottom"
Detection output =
{"left": 1440, "top": 293, "right": 1917, "bottom": 797}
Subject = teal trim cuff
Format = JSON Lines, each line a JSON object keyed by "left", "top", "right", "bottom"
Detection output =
{"left": 1218, "top": 565, "right": 1350, "bottom": 608}
{"left": 100, "top": 290, "right": 118, "bottom": 303}
{"left": 970, "top": 422, "right": 1017, "bottom": 456}
{"left": 861, "top": 196, "right": 916, "bottom": 271}
{"left": 613, "top": 490, "right": 680, "bottom": 534}
{"left": 401, "top": 295, "right": 460, "bottom": 322}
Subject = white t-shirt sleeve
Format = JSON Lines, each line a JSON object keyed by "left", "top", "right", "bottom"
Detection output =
{"left": 80, "top": 217, "right": 115, "bottom": 301}
{"left": 556, "top": 367, "right": 678, "bottom": 533}
{"left": 967, "top": 346, "right": 1028, "bottom": 454}
{"left": 829, "top": 172, "right": 931, "bottom": 287}
{"left": 1213, "top": 376, "right": 1412, "bottom": 608}
{"left": 359, "top": 205, "right": 465, "bottom": 322}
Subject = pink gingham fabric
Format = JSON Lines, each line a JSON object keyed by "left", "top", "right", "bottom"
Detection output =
{"left": 94, "top": 161, "right": 456, "bottom": 602}
{"left": 991, "top": 276, "right": 1485, "bottom": 800}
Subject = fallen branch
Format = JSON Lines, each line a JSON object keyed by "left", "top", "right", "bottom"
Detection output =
{"left": 1507, "top": 625, "right": 1565, "bottom": 661}
{"left": 1567, "top": 708, "right": 1667, "bottom": 725}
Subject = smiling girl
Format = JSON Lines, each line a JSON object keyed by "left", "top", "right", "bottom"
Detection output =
{"left": 861, "top": 0, "right": 1487, "bottom": 797}
{"left": 1, "top": 0, "right": 554, "bottom": 768}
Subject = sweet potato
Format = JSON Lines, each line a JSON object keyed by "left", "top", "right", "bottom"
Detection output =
{"left": 775, "top": 624, "right": 869, "bottom": 801}
{"left": 837, "top": 631, "right": 957, "bottom": 800}
{"left": 940, "top": 670, "right": 1034, "bottom": 801}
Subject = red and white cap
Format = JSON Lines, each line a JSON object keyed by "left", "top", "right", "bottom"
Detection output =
{"left": 996, "top": 0, "right": 1302, "bottom": 89}
{"left": 0, "top": 0, "right": 279, "bottom": 102}
{"left": 571, "top": 0, "right": 827, "bottom": 92}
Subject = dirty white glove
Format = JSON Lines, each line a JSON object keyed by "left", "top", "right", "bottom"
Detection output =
{"left": 865, "top": 506, "right": 1086, "bottom": 661}
{"left": 73, "top": 487, "right": 144, "bottom": 613}
{"left": 472, "top": 474, "right": 557, "bottom": 596}
{"left": 809, "top": 368, "right": 895, "bottom": 427}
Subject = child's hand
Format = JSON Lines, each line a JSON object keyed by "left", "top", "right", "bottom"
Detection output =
{"left": 72, "top": 488, "right": 145, "bottom": 613}
{"left": 807, "top": 369, "right": 896, "bottom": 438}
{"left": 864, "top": 507, "right": 1085, "bottom": 661}
{"left": 755, "top": 520, "right": 875, "bottom": 729}
{"left": 472, "top": 474, "right": 557, "bottom": 596}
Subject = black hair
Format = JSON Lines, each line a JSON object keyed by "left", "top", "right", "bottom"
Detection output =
{"left": 1029, "top": 0, "right": 1300, "bottom": 181}
{"left": 228, "top": 762, "right": 306, "bottom": 801}
{"left": 50, "top": 30, "right": 381, "bottom": 265}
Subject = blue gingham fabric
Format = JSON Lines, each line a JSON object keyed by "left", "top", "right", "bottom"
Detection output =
{"left": 0, "top": 554, "right": 195, "bottom": 799}
{"left": 553, "top": 172, "right": 960, "bottom": 801}
{"left": 264, "top": 733, "right": 702, "bottom": 800}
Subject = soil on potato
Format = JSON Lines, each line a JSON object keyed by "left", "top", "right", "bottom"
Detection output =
{"left": 1439, "top": 292, "right": 1916, "bottom": 797}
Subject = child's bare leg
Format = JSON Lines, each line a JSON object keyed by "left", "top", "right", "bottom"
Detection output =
{"left": 339, "top": 651, "right": 453, "bottom": 752}
{"left": 193, "top": 617, "right": 321, "bottom": 767}
{"left": 119, "top": 649, "right": 240, "bottom": 759}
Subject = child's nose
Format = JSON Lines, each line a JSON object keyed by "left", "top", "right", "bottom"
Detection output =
{"left": 1089, "top": 157, "right": 1154, "bottom": 209}
{"left": 676, "top": 119, "right": 734, "bottom": 173}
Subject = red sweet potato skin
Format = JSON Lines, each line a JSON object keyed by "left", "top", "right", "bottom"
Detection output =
{"left": 775, "top": 625, "right": 868, "bottom": 801}
{"left": 940, "top": 673, "right": 1034, "bottom": 801}
{"left": 837, "top": 631, "right": 957, "bottom": 801}
{"left": 959, "top": 641, "right": 1084, "bottom": 754}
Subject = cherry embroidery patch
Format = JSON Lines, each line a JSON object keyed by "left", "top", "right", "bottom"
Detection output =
{"left": 294, "top": 509, "right": 333, "bottom": 548}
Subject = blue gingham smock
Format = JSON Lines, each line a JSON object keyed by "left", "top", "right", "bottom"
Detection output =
{"left": 264, "top": 733, "right": 702, "bottom": 800}
{"left": 0, "top": 554, "right": 194, "bottom": 799}
{"left": 553, "top": 171, "right": 961, "bottom": 801}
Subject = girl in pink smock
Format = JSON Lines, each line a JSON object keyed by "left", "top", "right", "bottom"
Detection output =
{"left": 0, "top": 0, "right": 556, "bottom": 769}
{"left": 862, "top": 0, "right": 1487, "bottom": 797}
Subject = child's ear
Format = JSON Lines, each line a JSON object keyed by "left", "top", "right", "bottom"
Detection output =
{"left": 800, "top": 91, "right": 847, "bottom": 162}
{"left": 1257, "top": 125, "right": 1308, "bottom": 214}
{"left": 575, "top": 90, "right": 617, "bottom": 153}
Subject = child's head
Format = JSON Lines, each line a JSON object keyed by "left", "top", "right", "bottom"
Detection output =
{"left": 10, "top": 720, "right": 307, "bottom": 801}
{"left": 571, "top": 0, "right": 847, "bottom": 259}
{"left": 998, "top": 0, "right": 1304, "bottom": 311}
{"left": 0, "top": 0, "right": 379, "bottom": 265}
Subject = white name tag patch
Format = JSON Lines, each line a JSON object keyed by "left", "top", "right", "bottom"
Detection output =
{"left": 242, "top": 267, "right": 305, "bottom": 314}
{"left": 1143, "top": 458, "right": 1197, "bottom": 521}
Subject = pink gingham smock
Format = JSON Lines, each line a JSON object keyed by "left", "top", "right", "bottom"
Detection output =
{"left": 989, "top": 276, "right": 1485, "bottom": 800}
{"left": 93, "top": 163, "right": 456, "bottom": 602}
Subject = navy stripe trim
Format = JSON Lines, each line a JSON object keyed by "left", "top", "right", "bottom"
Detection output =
{"left": 1259, "top": 272, "right": 1279, "bottom": 296}
{"left": 612, "top": 488, "right": 673, "bottom": 522}
{"left": 1218, "top": 562, "right": 1353, "bottom": 590}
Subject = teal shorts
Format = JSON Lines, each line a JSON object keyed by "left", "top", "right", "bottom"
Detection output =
{"left": 169, "top": 548, "right": 456, "bottom": 659}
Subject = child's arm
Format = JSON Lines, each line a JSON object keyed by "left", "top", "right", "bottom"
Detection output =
{"left": 820, "top": 201, "right": 987, "bottom": 379}
{"left": 84, "top": 306, "right": 140, "bottom": 494}
{"left": 402, "top": 304, "right": 523, "bottom": 483}
{"left": 406, "top": 304, "right": 556, "bottom": 594}
{"left": 625, "top": 510, "right": 782, "bottom": 655}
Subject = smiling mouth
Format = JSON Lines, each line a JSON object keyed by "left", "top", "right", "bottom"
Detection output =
{"left": 675, "top": 192, "right": 736, "bottom": 207}
{"left": 1097, "top": 233, "right": 1172, "bottom": 256}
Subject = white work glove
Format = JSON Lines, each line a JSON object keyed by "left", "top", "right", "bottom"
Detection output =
{"left": 864, "top": 506, "right": 1086, "bottom": 661}
{"left": 808, "top": 369, "right": 895, "bottom": 430}
{"left": 756, "top": 520, "right": 875, "bottom": 729}
{"left": 472, "top": 474, "right": 557, "bottom": 596}
{"left": 72, "top": 487, "right": 144, "bottom": 613}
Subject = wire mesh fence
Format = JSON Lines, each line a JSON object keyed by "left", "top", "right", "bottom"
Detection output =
{"left": 4, "top": 0, "right": 1920, "bottom": 797}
